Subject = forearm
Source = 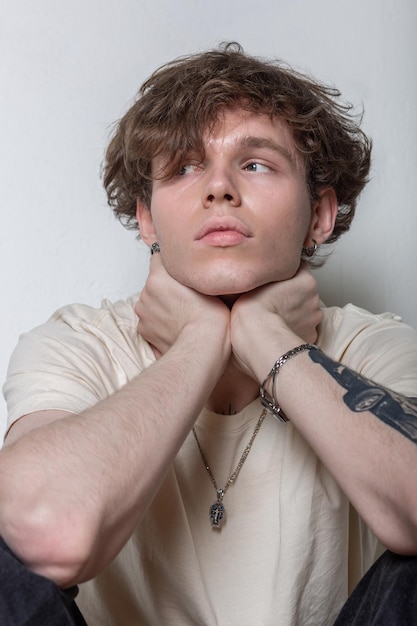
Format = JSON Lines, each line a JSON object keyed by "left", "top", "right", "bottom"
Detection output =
{"left": 234, "top": 312, "right": 417, "bottom": 553}
{"left": 273, "top": 345, "right": 417, "bottom": 552}
{"left": 0, "top": 323, "right": 228, "bottom": 586}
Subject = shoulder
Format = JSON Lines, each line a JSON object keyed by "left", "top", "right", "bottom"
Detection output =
{"left": 318, "top": 303, "right": 417, "bottom": 393}
{"left": 318, "top": 303, "right": 409, "bottom": 352}
{"left": 14, "top": 294, "right": 148, "bottom": 358}
{"left": 7, "top": 293, "right": 156, "bottom": 370}
{"left": 49, "top": 294, "right": 140, "bottom": 334}
{"left": 4, "top": 294, "right": 155, "bottom": 425}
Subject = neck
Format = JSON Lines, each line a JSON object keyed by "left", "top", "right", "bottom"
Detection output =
{"left": 206, "top": 358, "right": 259, "bottom": 415}
{"left": 212, "top": 294, "right": 259, "bottom": 413}
{"left": 219, "top": 293, "right": 241, "bottom": 309}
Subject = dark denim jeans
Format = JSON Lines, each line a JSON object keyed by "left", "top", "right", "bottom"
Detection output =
{"left": 0, "top": 537, "right": 87, "bottom": 625}
{"left": 334, "top": 549, "right": 417, "bottom": 625}
{"left": 1, "top": 536, "right": 417, "bottom": 625}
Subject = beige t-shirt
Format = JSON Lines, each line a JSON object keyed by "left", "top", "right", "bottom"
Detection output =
{"left": 4, "top": 298, "right": 417, "bottom": 625}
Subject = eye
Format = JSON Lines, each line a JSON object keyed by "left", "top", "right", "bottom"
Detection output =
{"left": 244, "top": 161, "right": 271, "bottom": 173}
{"left": 178, "top": 162, "right": 202, "bottom": 175}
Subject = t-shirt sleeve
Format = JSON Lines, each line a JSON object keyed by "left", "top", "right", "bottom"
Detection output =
{"left": 3, "top": 298, "right": 155, "bottom": 429}
{"left": 319, "top": 304, "right": 417, "bottom": 398}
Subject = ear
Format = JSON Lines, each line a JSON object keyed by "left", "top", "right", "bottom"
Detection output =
{"left": 304, "top": 187, "right": 338, "bottom": 246}
{"left": 136, "top": 200, "right": 157, "bottom": 247}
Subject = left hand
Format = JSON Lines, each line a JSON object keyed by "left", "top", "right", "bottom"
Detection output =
{"left": 230, "top": 263, "right": 322, "bottom": 377}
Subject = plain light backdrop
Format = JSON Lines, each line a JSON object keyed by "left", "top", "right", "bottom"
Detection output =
{"left": 1, "top": 0, "right": 416, "bottom": 434}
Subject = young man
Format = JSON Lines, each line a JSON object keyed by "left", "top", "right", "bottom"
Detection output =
{"left": 1, "top": 43, "right": 417, "bottom": 625}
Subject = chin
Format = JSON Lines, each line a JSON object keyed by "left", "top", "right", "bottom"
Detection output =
{"left": 185, "top": 275, "right": 266, "bottom": 298}
{"left": 168, "top": 260, "right": 295, "bottom": 297}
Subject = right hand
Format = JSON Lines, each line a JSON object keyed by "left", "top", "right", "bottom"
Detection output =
{"left": 135, "top": 253, "right": 231, "bottom": 361}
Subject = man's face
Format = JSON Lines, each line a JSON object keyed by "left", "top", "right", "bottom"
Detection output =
{"left": 138, "top": 108, "right": 327, "bottom": 297}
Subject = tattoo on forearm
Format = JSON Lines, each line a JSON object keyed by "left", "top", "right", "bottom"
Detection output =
{"left": 309, "top": 348, "right": 417, "bottom": 444}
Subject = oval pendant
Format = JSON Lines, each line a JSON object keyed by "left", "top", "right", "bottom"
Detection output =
{"left": 210, "top": 500, "right": 226, "bottom": 528}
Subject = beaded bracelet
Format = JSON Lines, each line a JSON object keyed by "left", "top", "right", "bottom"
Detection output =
{"left": 260, "top": 343, "right": 321, "bottom": 422}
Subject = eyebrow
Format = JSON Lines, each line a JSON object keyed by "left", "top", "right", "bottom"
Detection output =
{"left": 239, "top": 136, "right": 297, "bottom": 169}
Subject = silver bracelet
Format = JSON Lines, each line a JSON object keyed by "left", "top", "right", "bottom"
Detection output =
{"left": 260, "top": 343, "right": 321, "bottom": 422}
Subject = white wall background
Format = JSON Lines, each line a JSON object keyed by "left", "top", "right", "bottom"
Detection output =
{"left": 1, "top": 0, "right": 416, "bottom": 435}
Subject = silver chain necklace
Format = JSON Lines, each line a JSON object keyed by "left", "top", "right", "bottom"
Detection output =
{"left": 192, "top": 408, "right": 267, "bottom": 529}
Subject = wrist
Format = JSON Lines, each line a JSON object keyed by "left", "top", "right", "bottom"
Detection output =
{"left": 260, "top": 344, "right": 321, "bottom": 422}
{"left": 178, "top": 318, "right": 231, "bottom": 369}
{"left": 233, "top": 313, "right": 303, "bottom": 382}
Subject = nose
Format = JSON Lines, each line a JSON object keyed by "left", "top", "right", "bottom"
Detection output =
{"left": 202, "top": 165, "right": 241, "bottom": 208}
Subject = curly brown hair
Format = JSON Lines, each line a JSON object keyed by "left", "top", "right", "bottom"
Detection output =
{"left": 103, "top": 43, "right": 371, "bottom": 247}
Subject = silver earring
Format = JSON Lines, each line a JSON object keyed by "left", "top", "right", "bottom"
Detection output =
{"left": 150, "top": 242, "right": 160, "bottom": 255}
{"left": 301, "top": 239, "right": 318, "bottom": 260}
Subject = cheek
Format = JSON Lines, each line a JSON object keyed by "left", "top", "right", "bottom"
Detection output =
{"left": 150, "top": 193, "right": 190, "bottom": 239}
{"left": 157, "top": 239, "right": 191, "bottom": 282}
{"left": 266, "top": 209, "right": 310, "bottom": 252}
{"left": 149, "top": 213, "right": 177, "bottom": 247}
{"left": 266, "top": 250, "right": 301, "bottom": 283}
{"left": 262, "top": 219, "right": 310, "bottom": 280}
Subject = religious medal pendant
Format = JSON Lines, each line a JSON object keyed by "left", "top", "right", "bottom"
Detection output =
{"left": 209, "top": 489, "right": 226, "bottom": 529}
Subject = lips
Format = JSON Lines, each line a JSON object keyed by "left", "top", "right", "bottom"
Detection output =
{"left": 195, "top": 217, "right": 252, "bottom": 241}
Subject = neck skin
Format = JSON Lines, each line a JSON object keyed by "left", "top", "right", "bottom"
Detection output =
{"left": 204, "top": 293, "right": 259, "bottom": 415}
{"left": 206, "top": 358, "right": 259, "bottom": 415}
{"left": 219, "top": 293, "right": 239, "bottom": 309}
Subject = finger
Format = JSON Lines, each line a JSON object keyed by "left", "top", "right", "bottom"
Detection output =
{"left": 297, "top": 260, "right": 313, "bottom": 276}
{"left": 148, "top": 248, "right": 164, "bottom": 269}
{"left": 296, "top": 261, "right": 318, "bottom": 289}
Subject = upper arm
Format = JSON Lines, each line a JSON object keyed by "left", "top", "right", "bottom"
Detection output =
{"left": 4, "top": 410, "right": 75, "bottom": 447}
